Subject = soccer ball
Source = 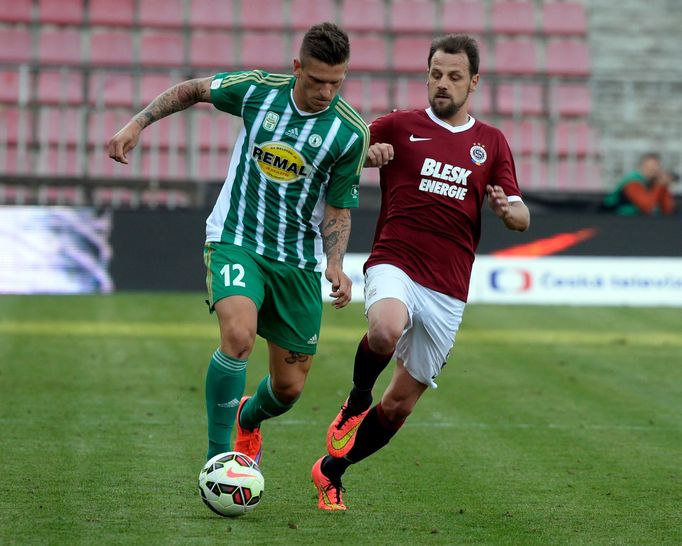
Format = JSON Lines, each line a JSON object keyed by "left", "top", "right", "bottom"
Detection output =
{"left": 198, "top": 452, "right": 265, "bottom": 517}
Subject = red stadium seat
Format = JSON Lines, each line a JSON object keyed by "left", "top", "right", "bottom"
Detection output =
{"left": 190, "top": 31, "right": 237, "bottom": 70}
{"left": 360, "top": 167, "right": 380, "bottom": 187}
{"left": 553, "top": 120, "right": 595, "bottom": 157}
{"left": 38, "top": 107, "right": 84, "bottom": 146}
{"left": 0, "top": 107, "right": 34, "bottom": 145}
{"left": 140, "top": 150, "right": 188, "bottom": 181}
{"left": 38, "top": 0, "right": 84, "bottom": 24}
{"left": 188, "top": 0, "right": 236, "bottom": 29}
{"left": 38, "top": 147, "right": 82, "bottom": 178}
{"left": 38, "top": 185, "right": 85, "bottom": 205}
{"left": 38, "top": 28, "right": 83, "bottom": 65}
{"left": 240, "top": 0, "right": 286, "bottom": 30}
{"left": 93, "top": 187, "right": 138, "bottom": 207}
{"left": 197, "top": 149, "right": 230, "bottom": 180}
{"left": 141, "top": 188, "right": 192, "bottom": 208}
{"left": 140, "top": 73, "right": 180, "bottom": 104}
{"left": 550, "top": 83, "right": 591, "bottom": 117}
{"left": 342, "top": 77, "right": 390, "bottom": 115}
{"left": 493, "top": 38, "right": 538, "bottom": 75}
{"left": 545, "top": 39, "right": 590, "bottom": 76}
{"left": 0, "top": 0, "right": 33, "bottom": 23}
{"left": 497, "top": 82, "right": 544, "bottom": 115}
{"left": 139, "top": 0, "right": 184, "bottom": 28}
{"left": 499, "top": 119, "right": 547, "bottom": 155}
{"left": 392, "top": 36, "right": 433, "bottom": 72}
{"left": 1, "top": 180, "right": 36, "bottom": 200}
{"left": 90, "top": 0, "right": 135, "bottom": 26}
{"left": 140, "top": 30, "right": 185, "bottom": 67}
{"left": 555, "top": 158, "right": 602, "bottom": 190}
{"left": 88, "top": 72, "right": 134, "bottom": 107}
{"left": 491, "top": 1, "right": 536, "bottom": 34}
{"left": 340, "top": 0, "right": 386, "bottom": 32}
{"left": 517, "top": 158, "right": 548, "bottom": 190}
{"left": 240, "top": 32, "right": 290, "bottom": 71}
{"left": 467, "top": 82, "right": 492, "bottom": 115}
{"left": 389, "top": 0, "right": 437, "bottom": 34}
{"left": 289, "top": 0, "right": 336, "bottom": 29}
{"left": 88, "top": 110, "right": 132, "bottom": 149}
{"left": 0, "top": 69, "right": 31, "bottom": 104}
{"left": 192, "top": 110, "right": 234, "bottom": 151}
{"left": 37, "top": 70, "right": 84, "bottom": 105}
{"left": 347, "top": 34, "right": 389, "bottom": 72}
{"left": 90, "top": 30, "right": 135, "bottom": 66}
{"left": 143, "top": 115, "right": 188, "bottom": 150}
{"left": 442, "top": 0, "right": 487, "bottom": 34}
{"left": 0, "top": 28, "right": 33, "bottom": 63}
{"left": 394, "top": 78, "right": 425, "bottom": 110}
{"left": 542, "top": 2, "right": 587, "bottom": 35}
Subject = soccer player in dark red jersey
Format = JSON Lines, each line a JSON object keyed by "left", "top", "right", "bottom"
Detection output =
{"left": 311, "top": 33, "right": 530, "bottom": 510}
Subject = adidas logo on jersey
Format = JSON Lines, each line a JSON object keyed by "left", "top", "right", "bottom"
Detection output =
{"left": 307, "top": 334, "right": 318, "bottom": 345}
{"left": 285, "top": 127, "right": 300, "bottom": 139}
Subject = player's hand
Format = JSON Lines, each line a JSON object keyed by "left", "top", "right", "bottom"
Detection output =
{"left": 108, "top": 122, "right": 142, "bottom": 164}
{"left": 325, "top": 267, "right": 352, "bottom": 309}
{"left": 486, "top": 184, "right": 511, "bottom": 220}
{"left": 364, "top": 142, "right": 394, "bottom": 168}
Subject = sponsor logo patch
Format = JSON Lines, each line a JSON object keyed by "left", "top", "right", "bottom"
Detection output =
{"left": 252, "top": 141, "right": 309, "bottom": 183}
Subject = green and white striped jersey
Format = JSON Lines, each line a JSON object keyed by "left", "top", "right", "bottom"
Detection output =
{"left": 206, "top": 70, "right": 369, "bottom": 272}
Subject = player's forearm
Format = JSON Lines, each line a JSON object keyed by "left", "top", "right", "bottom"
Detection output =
{"left": 133, "top": 78, "right": 212, "bottom": 130}
{"left": 501, "top": 202, "right": 531, "bottom": 232}
{"left": 321, "top": 205, "right": 351, "bottom": 267}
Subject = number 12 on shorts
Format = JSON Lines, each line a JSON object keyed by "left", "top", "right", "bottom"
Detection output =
{"left": 221, "top": 264, "right": 246, "bottom": 287}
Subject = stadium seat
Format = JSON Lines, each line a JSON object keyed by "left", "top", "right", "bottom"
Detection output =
{"left": 188, "top": 0, "right": 236, "bottom": 29}
{"left": 37, "top": 146, "right": 82, "bottom": 177}
{"left": 0, "top": 28, "right": 33, "bottom": 63}
{"left": 0, "top": 180, "right": 35, "bottom": 201}
{"left": 517, "top": 158, "right": 548, "bottom": 190}
{"left": 139, "top": 0, "right": 184, "bottom": 28}
{"left": 0, "top": 107, "right": 34, "bottom": 145}
{"left": 38, "top": 107, "right": 84, "bottom": 146}
{"left": 240, "top": 0, "right": 287, "bottom": 30}
{"left": 88, "top": 72, "right": 134, "bottom": 107}
{"left": 90, "top": 30, "right": 135, "bottom": 66}
{"left": 340, "top": 0, "right": 386, "bottom": 32}
{"left": 360, "top": 167, "right": 380, "bottom": 187}
{"left": 0, "top": 0, "right": 33, "bottom": 23}
{"left": 240, "top": 32, "right": 290, "bottom": 70}
{"left": 347, "top": 34, "right": 389, "bottom": 72}
{"left": 499, "top": 119, "right": 547, "bottom": 155}
{"left": 88, "top": 110, "right": 132, "bottom": 149}
{"left": 38, "top": 0, "right": 84, "bottom": 24}
{"left": 342, "top": 77, "right": 390, "bottom": 115}
{"left": 0, "top": 69, "right": 31, "bottom": 104}
{"left": 551, "top": 83, "right": 592, "bottom": 117}
{"left": 467, "top": 83, "right": 492, "bottom": 115}
{"left": 190, "top": 31, "right": 237, "bottom": 70}
{"left": 90, "top": 0, "right": 135, "bottom": 26}
{"left": 196, "top": 149, "right": 230, "bottom": 180}
{"left": 394, "top": 78, "right": 426, "bottom": 110}
{"left": 93, "top": 187, "right": 138, "bottom": 207}
{"left": 140, "top": 150, "right": 188, "bottom": 181}
{"left": 141, "top": 188, "right": 192, "bottom": 208}
{"left": 493, "top": 38, "right": 538, "bottom": 74}
{"left": 191, "top": 109, "right": 235, "bottom": 152}
{"left": 545, "top": 39, "right": 590, "bottom": 76}
{"left": 139, "top": 30, "right": 186, "bottom": 67}
{"left": 497, "top": 82, "right": 544, "bottom": 115}
{"left": 289, "top": 0, "right": 336, "bottom": 29}
{"left": 143, "top": 115, "right": 188, "bottom": 150}
{"left": 553, "top": 120, "right": 595, "bottom": 157}
{"left": 491, "top": 1, "right": 536, "bottom": 34}
{"left": 554, "top": 158, "right": 602, "bottom": 190}
{"left": 389, "top": 0, "right": 438, "bottom": 34}
{"left": 37, "top": 185, "right": 85, "bottom": 205}
{"left": 38, "top": 28, "right": 83, "bottom": 65}
{"left": 441, "top": 0, "right": 487, "bottom": 34}
{"left": 542, "top": 2, "right": 588, "bottom": 36}
{"left": 392, "top": 36, "right": 433, "bottom": 72}
{"left": 37, "top": 70, "right": 84, "bottom": 105}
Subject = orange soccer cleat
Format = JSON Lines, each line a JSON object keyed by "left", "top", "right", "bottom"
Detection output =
{"left": 311, "top": 457, "right": 346, "bottom": 511}
{"left": 234, "top": 396, "right": 263, "bottom": 464}
{"left": 326, "top": 399, "right": 369, "bottom": 458}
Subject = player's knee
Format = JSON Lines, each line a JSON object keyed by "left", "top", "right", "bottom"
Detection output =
{"left": 380, "top": 398, "right": 413, "bottom": 424}
{"left": 367, "top": 323, "right": 401, "bottom": 354}
{"left": 219, "top": 327, "right": 256, "bottom": 360}
{"left": 271, "top": 382, "right": 303, "bottom": 406}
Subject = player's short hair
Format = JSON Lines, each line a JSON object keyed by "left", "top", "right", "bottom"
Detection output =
{"left": 299, "top": 22, "right": 350, "bottom": 67}
{"left": 639, "top": 152, "right": 661, "bottom": 164}
{"left": 428, "top": 34, "right": 480, "bottom": 76}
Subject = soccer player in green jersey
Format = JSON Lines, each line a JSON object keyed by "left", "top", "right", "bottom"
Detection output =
{"left": 108, "top": 23, "right": 369, "bottom": 465}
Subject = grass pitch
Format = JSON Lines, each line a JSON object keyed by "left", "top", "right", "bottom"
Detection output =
{"left": 1, "top": 294, "right": 681, "bottom": 545}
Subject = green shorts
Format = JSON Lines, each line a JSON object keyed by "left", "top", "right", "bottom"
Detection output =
{"left": 204, "top": 242, "right": 322, "bottom": 355}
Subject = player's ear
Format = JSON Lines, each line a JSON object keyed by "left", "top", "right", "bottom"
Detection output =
{"left": 293, "top": 58, "right": 303, "bottom": 78}
{"left": 469, "top": 74, "right": 480, "bottom": 92}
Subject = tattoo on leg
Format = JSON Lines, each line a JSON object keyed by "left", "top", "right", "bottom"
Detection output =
{"left": 285, "top": 351, "right": 309, "bottom": 365}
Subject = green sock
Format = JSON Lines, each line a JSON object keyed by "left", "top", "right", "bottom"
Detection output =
{"left": 205, "top": 349, "right": 247, "bottom": 460}
{"left": 239, "top": 375, "right": 297, "bottom": 430}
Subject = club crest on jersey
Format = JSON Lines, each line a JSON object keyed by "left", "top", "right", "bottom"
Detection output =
{"left": 470, "top": 143, "right": 487, "bottom": 166}
{"left": 308, "top": 134, "right": 323, "bottom": 148}
{"left": 252, "top": 141, "right": 310, "bottom": 183}
{"left": 262, "top": 111, "right": 280, "bottom": 132}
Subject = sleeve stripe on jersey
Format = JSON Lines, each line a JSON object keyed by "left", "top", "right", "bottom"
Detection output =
{"left": 221, "top": 71, "right": 292, "bottom": 89}
{"left": 335, "top": 99, "right": 370, "bottom": 175}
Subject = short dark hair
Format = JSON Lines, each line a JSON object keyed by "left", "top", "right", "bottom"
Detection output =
{"left": 428, "top": 34, "right": 480, "bottom": 76}
{"left": 299, "top": 22, "right": 350, "bottom": 66}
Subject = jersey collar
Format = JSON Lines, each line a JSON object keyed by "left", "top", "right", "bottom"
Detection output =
{"left": 425, "top": 108, "right": 476, "bottom": 133}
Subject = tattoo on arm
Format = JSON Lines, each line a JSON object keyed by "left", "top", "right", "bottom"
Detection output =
{"left": 285, "top": 351, "right": 310, "bottom": 365}
{"left": 134, "top": 79, "right": 210, "bottom": 129}
{"left": 322, "top": 208, "right": 351, "bottom": 264}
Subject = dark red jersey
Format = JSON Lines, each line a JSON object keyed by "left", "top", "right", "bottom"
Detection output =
{"left": 365, "top": 108, "right": 523, "bottom": 301}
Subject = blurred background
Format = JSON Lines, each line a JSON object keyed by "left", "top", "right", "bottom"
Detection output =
{"left": 0, "top": 0, "right": 680, "bottom": 302}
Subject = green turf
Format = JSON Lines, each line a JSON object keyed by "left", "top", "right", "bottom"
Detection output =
{"left": 1, "top": 294, "right": 680, "bottom": 545}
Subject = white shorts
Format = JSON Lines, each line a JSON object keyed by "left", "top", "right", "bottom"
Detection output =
{"left": 364, "top": 264, "right": 465, "bottom": 389}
